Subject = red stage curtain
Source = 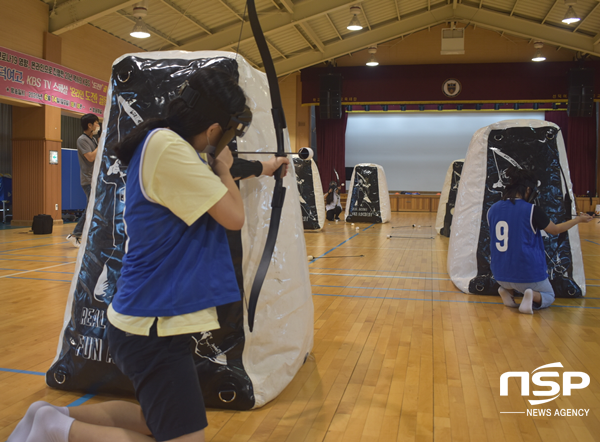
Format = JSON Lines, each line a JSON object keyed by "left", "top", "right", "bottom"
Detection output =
{"left": 545, "top": 110, "right": 597, "bottom": 195}
{"left": 315, "top": 107, "right": 348, "bottom": 192}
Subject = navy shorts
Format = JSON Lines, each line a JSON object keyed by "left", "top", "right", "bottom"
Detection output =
{"left": 107, "top": 321, "right": 208, "bottom": 441}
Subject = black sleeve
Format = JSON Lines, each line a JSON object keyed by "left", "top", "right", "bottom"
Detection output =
{"left": 229, "top": 158, "right": 263, "bottom": 180}
{"left": 532, "top": 205, "right": 551, "bottom": 231}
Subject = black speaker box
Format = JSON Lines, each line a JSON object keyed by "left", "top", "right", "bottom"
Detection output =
{"left": 32, "top": 214, "right": 53, "bottom": 234}
{"left": 319, "top": 74, "right": 342, "bottom": 119}
{"left": 568, "top": 68, "right": 594, "bottom": 117}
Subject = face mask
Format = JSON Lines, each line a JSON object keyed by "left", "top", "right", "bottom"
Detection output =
{"left": 93, "top": 126, "right": 100, "bottom": 135}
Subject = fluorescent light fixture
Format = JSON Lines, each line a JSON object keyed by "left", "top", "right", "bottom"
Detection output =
{"left": 131, "top": 19, "right": 150, "bottom": 38}
{"left": 562, "top": 1, "right": 580, "bottom": 24}
{"left": 347, "top": 6, "right": 363, "bottom": 31}
{"left": 532, "top": 42, "right": 546, "bottom": 62}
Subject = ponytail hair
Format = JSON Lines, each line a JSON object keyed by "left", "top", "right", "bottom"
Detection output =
{"left": 113, "top": 118, "right": 169, "bottom": 165}
{"left": 113, "top": 66, "right": 247, "bottom": 165}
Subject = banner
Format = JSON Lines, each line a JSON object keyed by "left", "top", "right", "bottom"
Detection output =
{"left": 0, "top": 46, "right": 108, "bottom": 116}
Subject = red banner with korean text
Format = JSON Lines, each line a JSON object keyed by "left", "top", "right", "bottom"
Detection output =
{"left": 0, "top": 46, "right": 108, "bottom": 116}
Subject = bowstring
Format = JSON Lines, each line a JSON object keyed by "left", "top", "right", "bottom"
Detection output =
{"left": 235, "top": 2, "right": 248, "bottom": 64}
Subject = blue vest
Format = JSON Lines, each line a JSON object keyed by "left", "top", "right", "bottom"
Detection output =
{"left": 488, "top": 199, "right": 548, "bottom": 283}
{"left": 112, "top": 130, "right": 241, "bottom": 317}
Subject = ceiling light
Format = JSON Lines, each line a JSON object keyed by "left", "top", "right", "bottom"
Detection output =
{"left": 130, "top": 1, "right": 150, "bottom": 38}
{"left": 366, "top": 46, "right": 379, "bottom": 66}
{"left": 131, "top": 19, "right": 150, "bottom": 38}
{"left": 562, "top": 1, "right": 580, "bottom": 24}
{"left": 532, "top": 42, "right": 546, "bottom": 62}
{"left": 347, "top": 6, "right": 363, "bottom": 31}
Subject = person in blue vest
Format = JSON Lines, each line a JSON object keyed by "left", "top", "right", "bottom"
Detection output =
{"left": 487, "top": 166, "right": 592, "bottom": 315}
{"left": 8, "top": 67, "right": 288, "bottom": 442}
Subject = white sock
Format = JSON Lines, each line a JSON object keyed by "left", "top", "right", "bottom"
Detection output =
{"left": 498, "top": 287, "right": 518, "bottom": 308}
{"left": 519, "top": 289, "right": 534, "bottom": 314}
{"left": 25, "top": 406, "right": 74, "bottom": 442}
{"left": 7, "top": 401, "right": 69, "bottom": 442}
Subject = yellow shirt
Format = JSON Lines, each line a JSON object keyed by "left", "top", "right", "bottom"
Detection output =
{"left": 108, "top": 129, "right": 227, "bottom": 337}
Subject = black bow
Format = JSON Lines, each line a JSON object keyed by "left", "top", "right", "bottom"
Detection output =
{"left": 246, "top": 0, "right": 287, "bottom": 332}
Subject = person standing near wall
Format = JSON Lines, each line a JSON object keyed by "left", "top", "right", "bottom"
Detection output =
{"left": 66, "top": 113, "right": 99, "bottom": 247}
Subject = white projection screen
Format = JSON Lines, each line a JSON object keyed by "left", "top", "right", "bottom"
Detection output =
{"left": 345, "top": 112, "right": 545, "bottom": 192}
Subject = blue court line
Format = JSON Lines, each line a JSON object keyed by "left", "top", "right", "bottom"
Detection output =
{"left": 68, "top": 394, "right": 95, "bottom": 407}
{"left": 0, "top": 368, "right": 96, "bottom": 409}
{"left": 0, "top": 367, "right": 45, "bottom": 376}
{"left": 584, "top": 239, "right": 600, "bottom": 246}
{"left": 4, "top": 276, "right": 71, "bottom": 282}
{"left": 309, "top": 224, "right": 374, "bottom": 263}
{"left": 312, "top": 293, "right": 600, "bottom": 309}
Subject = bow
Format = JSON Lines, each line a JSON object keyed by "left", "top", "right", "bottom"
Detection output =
{"left": 245, "top": 0, "right": 287, "bottom": 332}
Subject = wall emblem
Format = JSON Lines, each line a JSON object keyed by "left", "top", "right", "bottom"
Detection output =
{"left": 442, "top": 78, "right": 462, "bottom": 97}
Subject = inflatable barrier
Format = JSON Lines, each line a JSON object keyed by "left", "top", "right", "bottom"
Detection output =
{"left": 345, "top": 163, "right": 391, "bottom": 223}
{"left": 435, "top": 159, "right": 464, "bottom": 237}
{"left": 47, "top": 51, "right": 314, "bottom": 410}
{"left": 294, "top": 157, "right": 325, "bottom": 230}
{"left": 448, "top": 120, "right": 585, "bottom": 298}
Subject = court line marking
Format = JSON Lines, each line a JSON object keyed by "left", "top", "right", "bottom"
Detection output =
{"left": 4, "top": 276, "right": 71, "bottom": 282}
{"left": 312, "top": 284, "right": 600, "bottom": 300}
{"left": 0, "top": 262, "right": 76, "bottom": 279}
{"left": 584, "top": 239, "right": 600, "bottom": 246}
{"left": 310, "top": 272, "right": 451, "bottom": 281}
{"left": 0, "top": 367, "right": 45, "bottom": 376}
{"left": 0, "top": 268, "right": 74, "bottom": 274}
{"left": 312, "top": 293, "right": 600, "bottom": 309}
{"left": 312, "top": 284, "right": 460, "bottom": 294}
{"left": 0, "top": 257, "right": 73, "bottom": 263}
{"left": 0, "top": 368, "right": 95, "bottom": 408}
{"left": 309, "top": 224, "right": 375, "bottom": 263}
{"left": 0, "top": 241, "right": 70, "bottom": 253}
{"left": 309, "top": 267, "right": 449, "bottom": 275}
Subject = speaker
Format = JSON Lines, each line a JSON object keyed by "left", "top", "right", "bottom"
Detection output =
{"left": 319, "top": 74, "right": 342, "bottom": 119}
{"left": 568, "top": 68, "right": 594, "bottom": 117}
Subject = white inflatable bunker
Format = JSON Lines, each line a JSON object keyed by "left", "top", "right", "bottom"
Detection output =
{"left": 293, "top": 157, "right": 325, "bottom": 230}
{"left": 448, "top": 119, "right": 585, "bottom": 298}
{"left": 47, "top": 51, "right": 314, "bottom": 410}
{"left": 435, "top": 159, "right": 464, "bottom": 237}
{"left": 344, "top": 163, "right": 391, "bottom": 223}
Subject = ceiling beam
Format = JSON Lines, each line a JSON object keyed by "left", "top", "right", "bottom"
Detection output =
{"left": 541, "top": 0, "right": 560, "bottom": 25}
{"left": 270, "top": 3, "right": 600, "bottom": 76}
{"left": 178, "top": 0, "right": 361, "bottom": 52}
{"left": 299, "top": 23, "right": 326, "bottom": 53}
{"left": 216, "top": 0, "right": 245, "bottom": 22}
{"left": 325, "top": 13, "right": 343, "bottom": 40}
{"left": 510, "top": 0, "right": 520, "bottom": 16}
{"left": 49, "top": 0, "right": 140, "bottom": 34}
{"left": 279, "top": 0, "right": 295, "bottom": 14}
{"left": 452, "top": 4, "right": 600, "bottom": 55}
{"left": 573, "top": 3, "right": 600, "bottom": 32}
{"left": 158, "top": 0, "right": 212, "bottom": 35}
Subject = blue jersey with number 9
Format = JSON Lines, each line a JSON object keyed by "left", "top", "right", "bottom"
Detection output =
{"left": 487, "top": 199, "right": 548, "bottom": 283}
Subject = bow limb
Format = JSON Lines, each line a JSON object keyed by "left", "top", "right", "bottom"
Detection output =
{"left": 246, "top": 0, "right": 287, "bottom": 332}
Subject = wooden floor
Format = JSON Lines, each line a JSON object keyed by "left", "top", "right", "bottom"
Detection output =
{"left": 1, "top": 212, "right": 600, "bottom": 442}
